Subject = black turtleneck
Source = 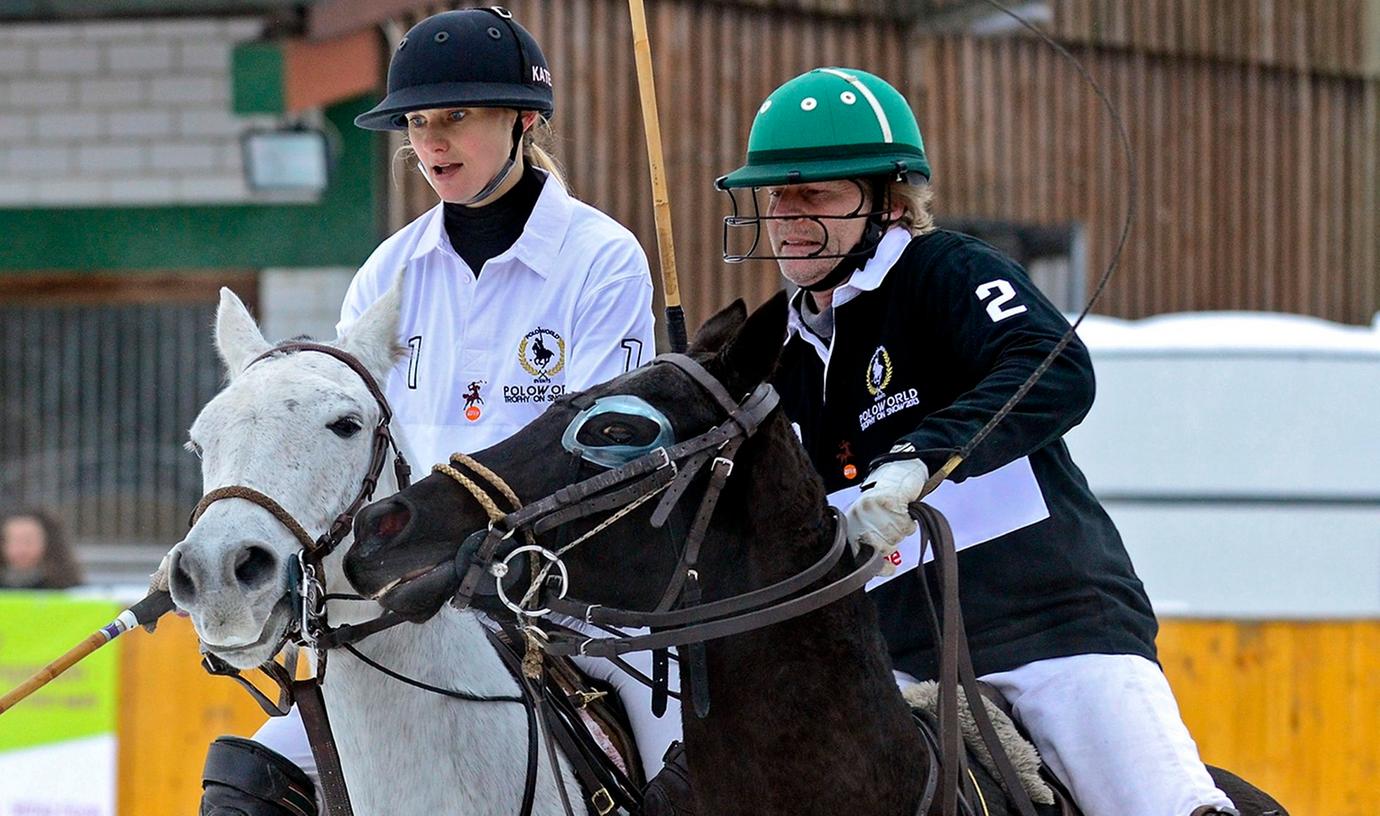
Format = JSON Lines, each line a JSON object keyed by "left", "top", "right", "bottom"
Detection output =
{"left": 443, "top": 167, "right": 545, "bottom": 276}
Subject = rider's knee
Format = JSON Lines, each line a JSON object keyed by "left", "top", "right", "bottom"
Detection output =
{"left": 642, "top": 741, "right": 695, "bottom": 816}
{"left": 200, "top": 736, "right": 317, "bottom": 816}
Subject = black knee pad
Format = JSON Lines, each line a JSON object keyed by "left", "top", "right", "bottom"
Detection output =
{"left": 201, "top": 736, "right": 317, "bottom": 816}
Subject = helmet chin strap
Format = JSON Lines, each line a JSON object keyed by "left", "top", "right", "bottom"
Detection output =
{"left": 456, "top": 114, "right": 527, "bottom": 206}
{"left": 800, "top": 178, "right": 889, "bottom": 293}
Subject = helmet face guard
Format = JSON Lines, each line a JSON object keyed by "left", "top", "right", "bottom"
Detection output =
{"left": 719, "top": 178, "right": 896, "bottom": 264}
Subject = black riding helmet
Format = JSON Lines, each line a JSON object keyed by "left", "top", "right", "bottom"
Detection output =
{"left": 354, "top": 6, "right": 554, "bottom": 132}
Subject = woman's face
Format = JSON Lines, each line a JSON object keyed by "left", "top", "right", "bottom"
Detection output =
{"left": 2, "top": 516, "right": 46, "bottom": 572}
{"left": 406, "top": 107, "right": 534, "bottom": 205}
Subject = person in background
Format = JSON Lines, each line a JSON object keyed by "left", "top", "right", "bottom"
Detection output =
{"left": 0, "top": 507, "right": 83, "bottom": 589}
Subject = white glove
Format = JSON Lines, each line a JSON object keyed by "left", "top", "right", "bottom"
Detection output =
{"left": 845, "top": 454, "right": 930, "bottom": 576}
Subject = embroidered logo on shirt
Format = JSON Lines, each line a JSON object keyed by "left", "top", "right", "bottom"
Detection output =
{"left": 858, "top": 346, "right": 919, "bottom": 432}
{"left": 506, "top": 327, "right": 568, "bottom": 405}
{"left": 864, "top": 346, "right": 893, "bottom": 398}
{"left": 518, "top": 327, "right": 566, "bottom": 382}
{"left": 463, "top": 380, "right": 485, "bottom": 421}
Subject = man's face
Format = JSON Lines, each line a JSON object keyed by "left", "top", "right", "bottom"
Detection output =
{"left": 763, "top": 179, "right": 870, "bottom": 288}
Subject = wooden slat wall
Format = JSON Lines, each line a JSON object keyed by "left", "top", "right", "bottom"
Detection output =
{"left": 394, "top": 0, "right": 1380, "bottom": 332}
{"left": 1158, "top": 620, "right": 1380, "bottom": 816}
{"left": 1053, "top": 0, "right": 1380, "bottom": 78}
{"left": 116, "top": 617, "right": 273, "bottom": 816}
{"left": 112, "top": 618, "right": 1379, "bottom": 815}
{"left": 916, "top": 35, "right": 1380, "bottom": 321}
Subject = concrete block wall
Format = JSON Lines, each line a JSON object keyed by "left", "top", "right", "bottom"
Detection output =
{"left": 260, "top": 267, "right": 357, "bottom": 343}
{"left": 0, "top": 18, "right": 288, "bottom": 207}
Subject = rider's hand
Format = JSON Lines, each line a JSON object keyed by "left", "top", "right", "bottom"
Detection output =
{"left": 845, "top": 450, "right": 929, "bottom": 577}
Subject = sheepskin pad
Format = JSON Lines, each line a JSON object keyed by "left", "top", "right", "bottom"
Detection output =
{"left": 901, "top": 681, "right": 1055, "bottom": 805}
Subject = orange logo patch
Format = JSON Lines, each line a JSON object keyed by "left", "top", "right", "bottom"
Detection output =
{"left": 465, "top": 405, "right": 481, "bottom": 422}
{"left": 842, "top": 464, "right": 858, "bottom": 480}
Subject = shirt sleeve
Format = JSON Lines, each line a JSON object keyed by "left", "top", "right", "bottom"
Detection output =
{"left": 566, "top": 239, "right": 656, "bottom": 390}
{"left": 897, "top": 241, "right": 1095, "bottom": 481}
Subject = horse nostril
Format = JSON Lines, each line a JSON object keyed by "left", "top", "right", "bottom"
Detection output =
{"left": 354, "top": 499, "right": 412, "bottom": 559}
{"left": 234, "top": 545, "right": 276, "bottom": 590}
{"left": 170, "top": 550, "right": 196, "bottom": 601}
{"left": 376, "top": 504, "right": 411, "bottom": 540}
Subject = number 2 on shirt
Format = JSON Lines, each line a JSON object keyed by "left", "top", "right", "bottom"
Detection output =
{"left": 975, "top": 279, "right": 1028, "bottom": 323}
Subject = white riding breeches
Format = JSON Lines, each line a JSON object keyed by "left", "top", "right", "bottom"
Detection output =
{"left": 899, "top": 652, "right": 1234, "bottom": 816}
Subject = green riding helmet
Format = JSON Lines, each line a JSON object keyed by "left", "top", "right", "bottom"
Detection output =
{"left": 716, "top": 67, "right": 930, "bottom": 191}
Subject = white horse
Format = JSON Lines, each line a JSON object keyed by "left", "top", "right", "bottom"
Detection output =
{"left": 167, "top": 278, "right": 577, "bottom": 815}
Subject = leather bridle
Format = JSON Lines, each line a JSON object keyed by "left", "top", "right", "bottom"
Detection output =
{"left": 186, "top": 341, "right": 425, "bottom": 816}
{"left": 188, "top": 341, "right": 413, "bottom": 664}
{"left": 185, "top": 341, "right": 644, "bottom": 816}
{"left": 438, "top": 353, "right": 886, "bottom": 717}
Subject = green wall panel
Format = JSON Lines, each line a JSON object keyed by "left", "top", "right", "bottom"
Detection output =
{"left": 232, "top": 40, "right": 285, "bottom": 115}
{"left": 0, "top": 96, "right": 382, "bottom": 272}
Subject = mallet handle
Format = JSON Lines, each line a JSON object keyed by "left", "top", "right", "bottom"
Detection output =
{"left": 0, "top": 590, "right": 174, "bottom": 716}
{"left": 0, "top": 631, "right": 110, "bottom": 715}
{"left": 627, "top": 0, "right": 688, "bottom": 351}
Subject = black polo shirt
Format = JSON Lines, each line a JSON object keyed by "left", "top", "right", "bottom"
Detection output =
{"left": 774, "top": 228, "right": 1158, "bottom": 679}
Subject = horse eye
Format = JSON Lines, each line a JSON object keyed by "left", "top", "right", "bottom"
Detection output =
{"left": 186, "top": 440, "right": 203, "bottom": 459}
{"left": 328, "top": 417, "right": 363, "bottom": 438}
{"left": 601, "top": 423, "right": 635, "bottom": 445}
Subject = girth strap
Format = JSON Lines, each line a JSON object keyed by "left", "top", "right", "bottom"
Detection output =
{"left": 294, "top": 679, "right": 354, "bottom": 816}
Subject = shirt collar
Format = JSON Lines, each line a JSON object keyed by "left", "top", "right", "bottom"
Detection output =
{"left": 786, "top": 226, "right": 913, "bottom": 344}
{"left": 408, "top": 171, "right": 574, "bottom": 279}
{"left": 830, "top": 226, "right": 912, "bottom": 306}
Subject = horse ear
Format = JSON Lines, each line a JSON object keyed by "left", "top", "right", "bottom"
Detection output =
{"left": 688, "top": 299, "right": 748, "bottom": 354}
{"left": 339, "top": 271, "right": 408, "bottom": 380}
{"left": 719, "top": 290, "right": 789, "bottom": 391}
{"left": 215, "top": 287, "right": 272, "bottom": 380}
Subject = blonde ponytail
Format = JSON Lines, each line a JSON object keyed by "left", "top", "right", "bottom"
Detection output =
{"left": 522, "top": 115, "right": 568, "bottom": 191}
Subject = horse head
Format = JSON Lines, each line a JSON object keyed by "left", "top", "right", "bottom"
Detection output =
{"left": 345, "top": 291, "right": 817, "bottom": 624}
{"left": 169, "top": 277, "right": 406, "bottom": 669}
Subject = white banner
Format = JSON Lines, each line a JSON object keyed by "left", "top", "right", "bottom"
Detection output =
{"left": 826, "top": 457, "right": 1050, "bottom": 592}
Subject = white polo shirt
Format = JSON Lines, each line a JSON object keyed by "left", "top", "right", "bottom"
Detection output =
{"left": 337, "top": 172, "right": 656, "bottom": 469}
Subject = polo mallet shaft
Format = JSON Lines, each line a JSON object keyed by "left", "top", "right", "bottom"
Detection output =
{"left": 0, "top": 590, "right": 175, "bottom": 716}
{"left": 627, "top": 0, "right": 687, "bottom": 353}
{"left": 920, "top": 453, "right": 964, "bottom": 499}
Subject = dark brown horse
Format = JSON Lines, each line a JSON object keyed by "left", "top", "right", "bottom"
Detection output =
{"left": 343, "top": 295, "right": 1286, "bottom": 816}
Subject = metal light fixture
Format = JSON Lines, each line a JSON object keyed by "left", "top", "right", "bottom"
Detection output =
{"left": 241, "top": 127, "right": 332, "bottom": 195}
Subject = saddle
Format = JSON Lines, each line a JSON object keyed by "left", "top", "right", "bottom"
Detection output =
{"left": 489, "top": 628, "right": 647, "bottom": 816}
{"left": 905, "top": 681, "right": 1080, "bottom": 816}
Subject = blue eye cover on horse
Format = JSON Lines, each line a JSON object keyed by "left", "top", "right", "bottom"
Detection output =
{"left": 560, "top": 395, "right": 675, "bottom": 468}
